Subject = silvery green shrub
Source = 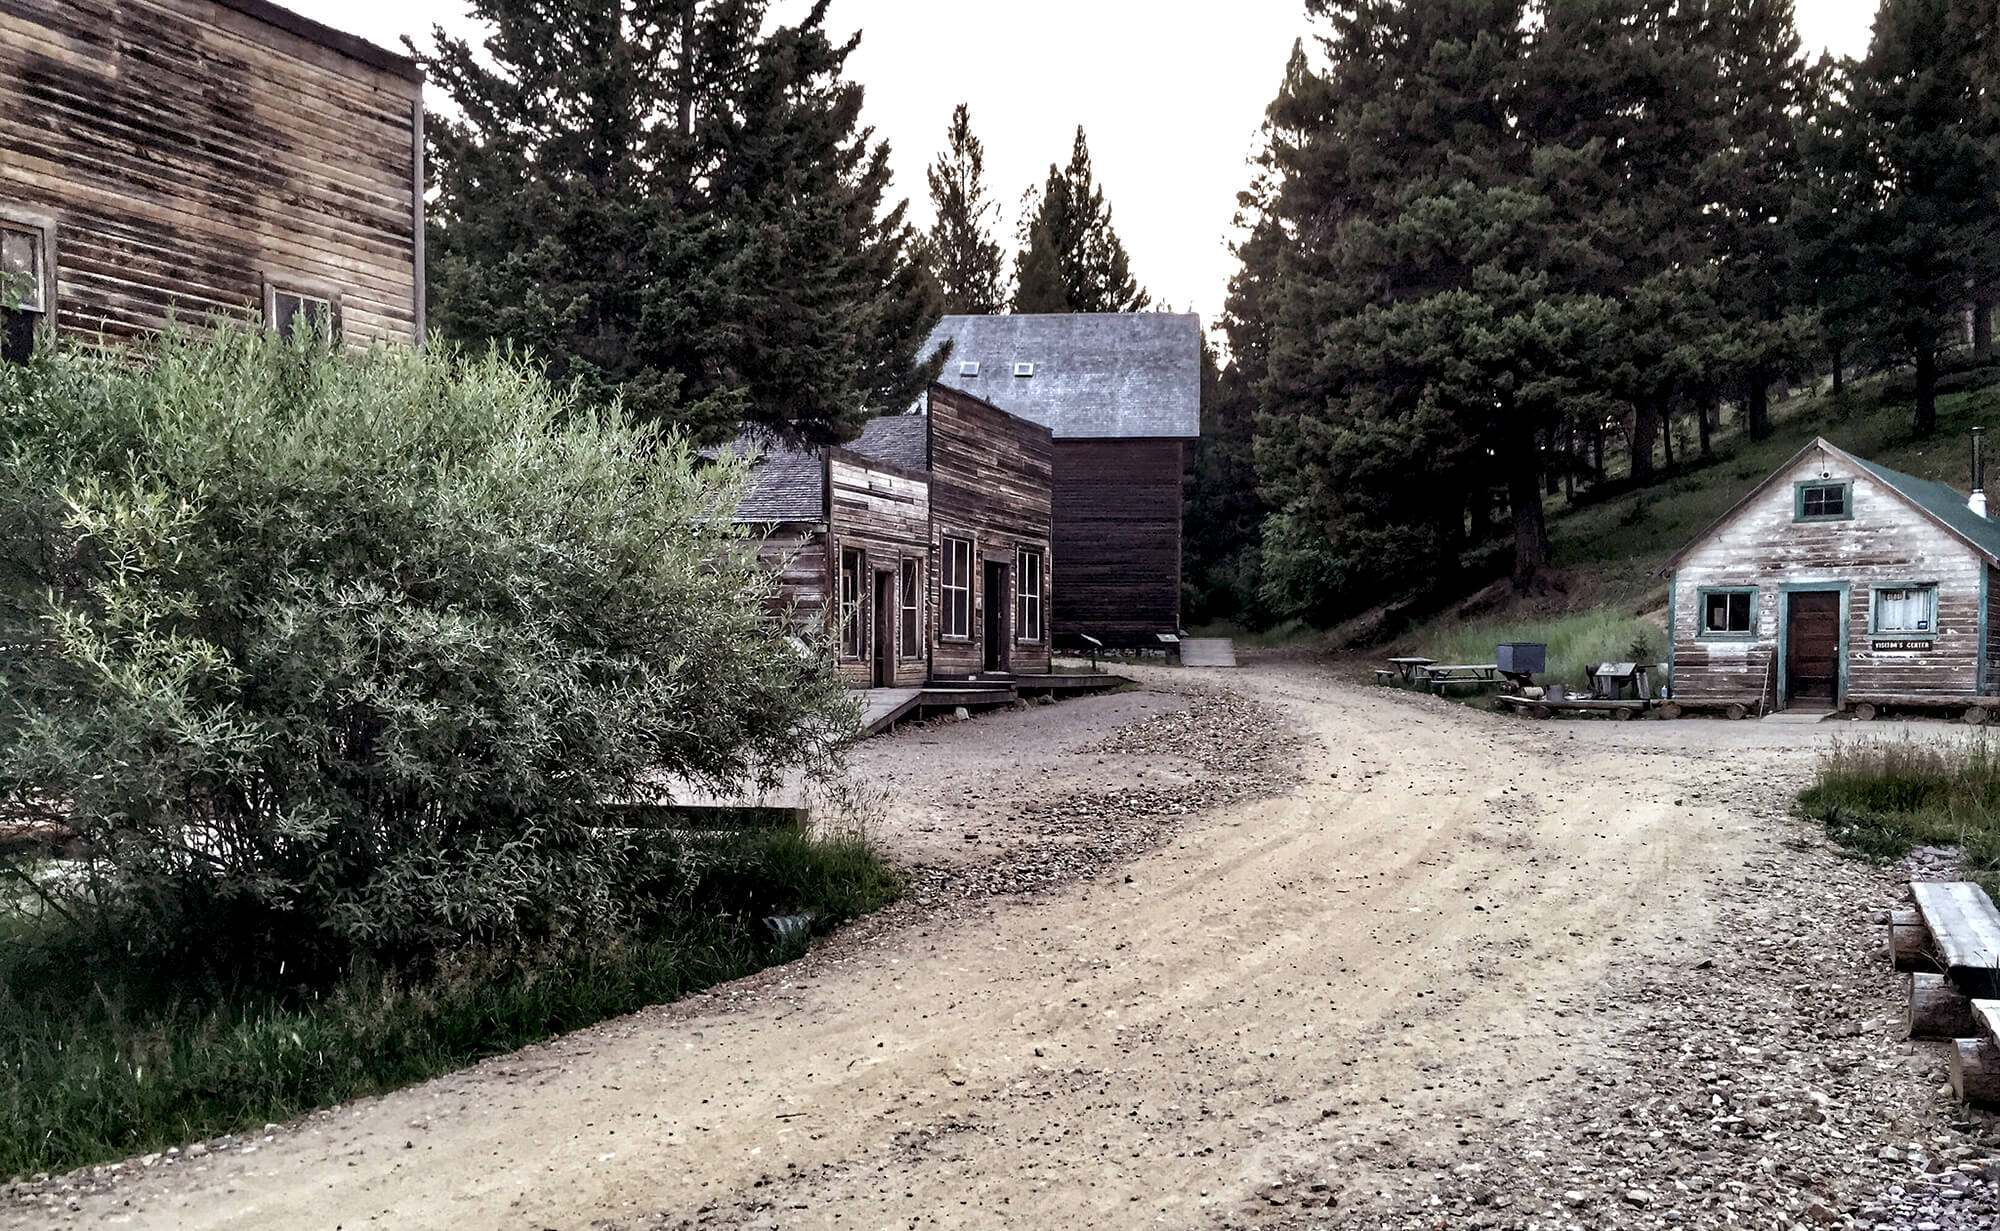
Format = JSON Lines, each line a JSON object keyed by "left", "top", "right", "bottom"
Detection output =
{"left": 0, "top": 325, "right": 856, "bottom": 967}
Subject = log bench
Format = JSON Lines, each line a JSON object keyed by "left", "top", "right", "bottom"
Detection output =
{"left": 1912, "top": 881, "right": 2000, "bottom": 996}
{"left": 1889, "top": 881, "right": 2000, "bottom": 1103}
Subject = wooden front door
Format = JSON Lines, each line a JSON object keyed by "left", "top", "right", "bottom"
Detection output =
{"left": 873, "top": 571, "right": 894, "bottom": 688}
{"left": 1785, "top": 590, "right": 1841, "bottom": 706}
{"left": 983, "top": 560, "right": 1009, "bottom": 672}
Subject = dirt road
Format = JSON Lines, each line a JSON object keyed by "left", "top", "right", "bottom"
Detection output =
{"left": 10, "top": 666, "right": 1979, "bottom": 1229}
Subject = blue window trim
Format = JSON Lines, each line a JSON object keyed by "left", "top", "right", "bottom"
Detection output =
{"left": 1694, "top": 585, "right": 1760, "bottom": 641}
{"left": 1868, "top": 581, "right": 1940, "bottom": 639}
{"left": 1793, "top": 478, "right": 1854, "bottom": 522}
{"left": 1777, "top": 582, "right": 1850, "bottom": 704}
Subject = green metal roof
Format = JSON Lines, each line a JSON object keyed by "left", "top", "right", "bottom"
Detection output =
{"left": 1851, "top": 452, "right": 2000, "bottom": 562}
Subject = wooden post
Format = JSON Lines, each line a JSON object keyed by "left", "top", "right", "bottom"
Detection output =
{"left": 1909, "top": 972, "right": 1979, "bottom": 1037}
{"left": 1952, "top": 1038, "right": 2000, "bottom": 1104}
{"left": 1892, "top": 909, "right": 1939, "bottom": 972}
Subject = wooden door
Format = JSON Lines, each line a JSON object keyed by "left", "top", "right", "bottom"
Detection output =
{"left": 1785, "top": 591, "right": 1841, "bottom": 705}
{"left": 873, "top": 571, "right": 894, "bottom": 688}
{"left": 983, "top": 561, "right": 1008, "bottom": 672}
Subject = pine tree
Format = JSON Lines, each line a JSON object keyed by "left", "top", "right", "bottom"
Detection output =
{"left": 919, "top": 104, "right": 1006, "bottom": 315}
{"left": 421, "top": 0, "right": 942, "bottom": 446}
{"left": 1012, "top": 128, "right": 1149, "bottom": 314}
{"left": 1011, "top": 220, "right": 1068, "bottom": 313}
{"left": 1801, "top": 0, "right": 2000, "bottom": 436}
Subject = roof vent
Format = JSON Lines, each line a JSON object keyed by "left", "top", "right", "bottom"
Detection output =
{"left": 958, "top": 361, "right": 979, "bottom": 377}
{"left": 1013, "top": 362, "right": 1035, "bottom": 377}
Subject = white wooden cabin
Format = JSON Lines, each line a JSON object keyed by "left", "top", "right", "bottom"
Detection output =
{"left": 1665, "top": 437, "right": 2000, "bottom": 716}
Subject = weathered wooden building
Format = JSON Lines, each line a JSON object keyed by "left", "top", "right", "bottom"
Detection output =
{"left": 926, "top": 313, "right": 1199, "bottom": 647}
{"left": 726, "top": 384, "right": 1053, "bottom": 688}
{"left": 917, "top": 384, "right": 1055, "bottom": 680}
{"left": 1665, "top": 437, "right": 2000, "bottom": 715}
{"left": 1, "top": 0, "right": 425, "bottom": 359}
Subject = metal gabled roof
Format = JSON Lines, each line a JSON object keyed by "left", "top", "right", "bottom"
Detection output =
{"left": 924, "top": 312, "right": 1201, "bottom": 440}
{"left": 1664, "top": 436, "right": 2000, "bottom": 572}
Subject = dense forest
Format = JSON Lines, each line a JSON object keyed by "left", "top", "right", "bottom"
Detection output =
{"left": 1188, "top": 0, "right": 2000, "bottom": 630}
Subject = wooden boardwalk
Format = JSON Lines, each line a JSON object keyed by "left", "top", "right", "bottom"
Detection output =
{"left": 856, "top": 674, "right": 1132, "bottom": 736}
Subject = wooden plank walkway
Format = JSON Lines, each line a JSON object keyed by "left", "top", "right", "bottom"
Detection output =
{"left": 858, "top": 688, "right": 923, "bottom": 735}
{"left": 1913, "top": 881, "right": 2000, "bottom": 975}
{"left": 1180, "top": 638, "right": 1238, "bottom": 668}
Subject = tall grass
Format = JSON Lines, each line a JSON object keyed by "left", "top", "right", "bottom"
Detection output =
{"left": 0, "top": 826, "right": 900, "bottom": 1179}
{"left": 1799, "top": 735, "right": 2000, "bottom": 894}
{"left": 1408, "top": 609, "right": 1666, "bottom": 691}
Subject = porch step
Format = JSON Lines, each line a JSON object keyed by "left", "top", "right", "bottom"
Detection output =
{"left": 1180, "top": 638, "right": 1239, "bottom": 668}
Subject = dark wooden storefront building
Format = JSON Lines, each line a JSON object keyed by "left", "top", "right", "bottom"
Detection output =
{"left": 725, "top": 383, "right": 1054, "bottom": 689}
{"left": 926, "top": 313, "right": 1200, "bottom": 647}
{"left": 1, "top": 0, "right": 425, "bottom": 359}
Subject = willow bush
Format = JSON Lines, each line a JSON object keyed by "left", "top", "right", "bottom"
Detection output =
{"left": 0, "top": 326, "right": 856, "bottom": 978}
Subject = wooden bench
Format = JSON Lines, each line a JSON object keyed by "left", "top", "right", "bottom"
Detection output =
{"left": 1913, "top": 881, "right": 2000, "bottom": 991}
{"left": 1890, "top": 881, "right": 2000, "bottom": 1103}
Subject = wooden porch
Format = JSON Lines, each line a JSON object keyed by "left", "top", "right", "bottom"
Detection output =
{"left": 857, "top": 673, "right": 1132, "bottom": 736}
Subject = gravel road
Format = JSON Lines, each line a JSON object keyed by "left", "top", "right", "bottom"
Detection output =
{"left": 9, "top": 663, "right": 1996, "bottom": 1230}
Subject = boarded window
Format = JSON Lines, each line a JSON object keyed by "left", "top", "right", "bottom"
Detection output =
{"left": 899, "top": 558, "right": 921, "bottom": 657}
{"left": 1798, "top": 482, "right": 1849, "bottom": 520}
{"left": 1874, "top": 585, "right": 1936, "bottom": 634}
{"left": 1017, "top": 549, "right": 1044, "bottom": 642}
{"left": 2, "top": 223, "right": 48, "bottom": 363}
{"left": 839, "top": 548, "right": 865, "bottom": 658}
{"left": 941, "top": 536, "right": 972, "bottom": 638}
{"left": 266, "top": 285, "right": 340, "bottom": 343}
{"left": 1702, "top": 591, "right": 1754, "bottom": 635}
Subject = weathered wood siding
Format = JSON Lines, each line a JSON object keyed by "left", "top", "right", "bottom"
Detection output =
{"left": 927, "top": 384, "right": 1054, "bottom": 679}
{"left": 752, "top": 523, "right": 828, "bottom": 632}
{"left": 827, "top": 450, "right": 930, "bottom": 689}
{"left": 0, "top": 0, "right": 423, "bottom": 346}
{"left": 1671, "top": 444, "right": 1988, "bottom": 704}
{"left": 1052, "top": 438, "right": 1185, "bottom": 645}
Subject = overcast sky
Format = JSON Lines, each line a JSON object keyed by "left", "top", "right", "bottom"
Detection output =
{"left": 290, "top": 0, "right": 1882, "bottom": 332}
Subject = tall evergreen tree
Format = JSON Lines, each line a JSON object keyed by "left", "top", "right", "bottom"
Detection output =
{"left": 1800, "top": 0, "right": 2000, "bottom": 436}
{"left": 919, "top": 104, "right": 1006, "bottom": 315}
{"left": 421, "top": 0, "right": 943, "bottom": 446}
{"left": 1011, "top": 128, "right": 1150, "bottom": 314}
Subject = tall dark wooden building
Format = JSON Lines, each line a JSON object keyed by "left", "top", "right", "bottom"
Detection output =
{"left": 926, "top": 313, "right": 1200, "bottom": 647}
{"left": 1, "top": 0, "right": 425, "bottom": 359}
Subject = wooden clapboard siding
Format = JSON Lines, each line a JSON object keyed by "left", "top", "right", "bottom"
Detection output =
{"left": 827, "top": 451, "right": 929, "bottom": 689}
{"left": 1672, "top": 444, "right": 1986, "bottom": 705}
{"left": 927, "top": 385, "right": 1054, "bottom": 679}
{"left": 755, "top": 524, "right": 828, "bottom": 628}
{"left": 0, "top": 0, "right": 421, "bottom": 349}
{"left": 1053, "top": 438, "right": 1185, "bottom": 645}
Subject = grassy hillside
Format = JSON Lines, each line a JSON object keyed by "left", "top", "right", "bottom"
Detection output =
{"left": 1550, "top": 376, "right": 2000, "bottom": 613}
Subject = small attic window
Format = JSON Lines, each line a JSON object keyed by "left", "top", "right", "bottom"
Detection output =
{"left": 959, "top": 361, "right": 979, "bottom": 377}
{"left": 1013, "top": 362, "right": 1035, "bottom": 377}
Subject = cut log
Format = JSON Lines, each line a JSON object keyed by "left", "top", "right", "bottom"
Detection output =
{"left": 1892, "top": 908, "right": 1940, "bottom": 972}
{"left": 1909, "top": 972, "right": 1978, "bottom": 1037}
{"left": 1613, "top": 706, "right": 1636, "bottom": 722}
{"left": 1953, "top": 1037, "right": 2000, "bottom": 1104}
{"left": 1911, "top": 882, "right": 2000, "bottom": 977}
{"left": 1854, "top": 702, "right": 1879, "bottom": 721}
{"left": 1725, "top": 703, "right": 1748, "bottom": 720}
{"left": 1529, "top": 704, "right": 1551, "bottom": 720}
{"left": 1970, "top": 707, "right": 1992, "bottom": 727}
{"left": 1657, "top": 701, "right": 1683, "bottom": 719}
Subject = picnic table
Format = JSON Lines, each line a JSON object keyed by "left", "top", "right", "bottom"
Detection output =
{"left": 1376, "top": 656, "right": 1436, "bottom": 685}
{"left": 1422, "top": 663, "right": 1500, "bottom": 693}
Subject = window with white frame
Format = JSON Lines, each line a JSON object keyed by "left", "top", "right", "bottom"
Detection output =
{"left": 1017, "top": 548, "right": 1044, "bottom": 642}
{"left": 1873, "top": 585, "right": 1937, "bottom": 635}
{"left": 839, "top": 548, "right": 865, "bottom": 658}
{"left": 265, "top": 281, "right": 340, "bottom": 344}
{"left": 899, "top": 558, "right": 921, "bottom": 657}
{"left": 1, "top": 220, "right": 50, "bottom": 364}
{"left": 940, "top": 536, "right": 972, "bottom": 639}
